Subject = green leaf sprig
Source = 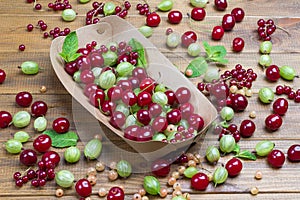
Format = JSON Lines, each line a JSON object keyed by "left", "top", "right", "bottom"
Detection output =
{"left": 43, "top": 130, "right": 78, "bottom": 148}
{"left": 233, "top": 144, "right": 257, "bottom": 161}
{"left": 128, "top": 38, "right": 147, "bottom": 68}
{"left": 185, "top": 41, "right": 228, "bottom": 78}
{"left": 59, "top": 31, "right": 81, "bottom": 63}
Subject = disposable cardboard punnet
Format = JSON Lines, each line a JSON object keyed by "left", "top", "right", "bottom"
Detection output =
{"left": 50, "top": 16, "right": 218, "bottom": 162}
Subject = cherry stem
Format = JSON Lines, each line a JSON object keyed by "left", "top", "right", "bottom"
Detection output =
{"left": 276, "top": 25, "right": 291, "bottom": 37}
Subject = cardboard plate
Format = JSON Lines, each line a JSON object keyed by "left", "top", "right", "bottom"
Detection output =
{"left": 50, "top": 16, "right": 218, "bottom": 162}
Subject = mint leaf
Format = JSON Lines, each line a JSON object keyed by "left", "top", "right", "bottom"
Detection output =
{"left": 233, "top": 144, "right": 240, "bottom": 154}
{"left": 202, "top": 41, "right": 228, "bottom": 64}
{"left": 128, "top": 38, "right": 147, "bottom": 68}
{"left": 59, "top": 31, "right": 80, "bottom": 63}
{"left": 236, "top": 150, "right": 257, "bottom": 161}
{"left": 43, "top": 130, "right": 78, "bottom": 148}
{"left": 185, "top": 57, "right": 208, "bottom": 78}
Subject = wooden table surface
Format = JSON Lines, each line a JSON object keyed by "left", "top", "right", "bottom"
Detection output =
{"left": 1, "top": 0, "right": 300, "bottom": 199}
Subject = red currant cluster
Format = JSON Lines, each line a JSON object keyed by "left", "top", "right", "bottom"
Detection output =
{"left": 136, "top": 3, "right": 150, "bottom": 16}
{"left": 257, "top": 19, "right": 276, "bottom": 41}
{"left": 214, "top": 123, "right": 241, "bottom": 142}
{"left": 26, "top": 20, "right": 71, "bottom": 39}
{"left": 276, "top": 85, "right": 300, "bottom": 103}
{"left": 47, "top": 0, "right": 72, "bottom": 11}
{"left": 85, "top": 1, "right": 131, "bottom": 25}
{"left": 197, "top": 64, "right": 256, "bottom": 111}
{"left": 14, "top": 150, "right": 60, "bottom": 187}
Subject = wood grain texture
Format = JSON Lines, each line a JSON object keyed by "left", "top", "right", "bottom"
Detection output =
{"left": 1, "top": 0, "right": 300, "bottom": 199}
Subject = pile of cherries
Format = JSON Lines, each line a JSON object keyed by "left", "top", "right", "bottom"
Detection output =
{"left": 257, "top": 18, "right": 276, "bottom": 41}
{"left": 63, "top": 40, "right": 205, "bottom": 143}
{"left": 85, "top": 1, "right": 131, "bottom": 25}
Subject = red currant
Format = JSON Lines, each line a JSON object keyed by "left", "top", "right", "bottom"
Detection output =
{"left": 267, "top": 149, "right": 285, "bottom": 168}
{"left": 52, "top": 117, "right": 70, "bottom": 133}
{"left": 19, "top": 44, "right": 26, "bottom": 51}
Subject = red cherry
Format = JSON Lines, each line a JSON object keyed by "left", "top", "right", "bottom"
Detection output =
{"left": 287, "top": 144, "right": 300, "bottom": 162}
{"left": 75, "top": 179, "right": 92, "bottom": 198}
{"left": 33, "top": 134, "right": 52, "bottom": 153}
{"left": 272, "top": 98, "right": 288, "bottom": 115}
{"left": 166, "top": 109, "right": 181, "bottom": 124}
{"left": 222, "top": 14, "right": 236, "bottom": 31}
{"left": 151, "top": 159, "right": 171, "bottom": 177}
{"left": 139, "top": 77, "right": 155, "bottom": 93}
{"left": 267, "top": 149, "right": 285, "bottom": 168}
{"left": 15, "top": 91, "right": 33, "bottom": 107}
{"left": 181, "top": 31, "right": 197, "bottom": 47}
{"left": 107, "top": 186, "right": 125, "bottom": 200}
{"left": 265, "top": 114, "right": 282, "bottom": 131}
{"left": 168, "top": 10, "right": 183, "bottom": 24}
{"left": 232, "top": 37, "right": 245, "bottom": 52}
{"left": 214, "top": 0, "right": 227, "bottom": 11}
{"left": 41, "top": 151, "right": 60, "bottom": 167}
{"left": 265, "top": 65, "right": 280, "bottom": 82}
{"left": 191, "top": 7, "right": 206, "bottom": 21}
{"left": 146, "top": 12, "right": 161, "bottom": 27}
{"left": 52, "top": 117, "right": 70, "bottom": 134}
{"left": 0, "top": 69, "right": 6, "bottom": 84}
{"left": 191, "top": 172, "right": 209, "bottom": 190}
{"left": 231, "top": 7, "right": 245, "bottom": 22}
{"left": 0, "top": 111, "right": 12, "bottom": 128}
{"left": 212, "top": 26, "right": 224, "bottom": 40}
{"left": 239, "top": 119, "right": 256, "bottom": 138}
{"left": 225, "top": 158, "right": 243, "bottom": 177}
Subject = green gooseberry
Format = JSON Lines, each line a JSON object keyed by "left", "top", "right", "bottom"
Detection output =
{"left": 73, "top": 71, "right": 81, "bottom": 82}
{"left": 143, "top": 176, "right": 161, "bottom": 195}
{"left": 183, "top": 166, "right": 198, "bottom": 178}
{"left": 166, "top": 32, "right": 180, "bottom": 48}
{"left": 5, "top": 139, "right": 23, "bottom": 154}
{"left": 219, "top": 135, "right": 236, "bottom": 153}
{"left": 12, "top": 111, "right": 31, "bottom": 128}
{"left": 34, "top": 116, "right": 47, "bottom": 132}
{"left": 259, "top": 55, "right": 272, "bottom": 67}
{"left": 14, "top": 131, "right": 30, "bottom": 143}
{"left": 190, "top": 0, "right": 208, "bottom": 7}
{"left": 220, "top": 106, "right": 234, "bottom": 121}
{"left": 255, "top": 140, "right": 275, "bottom": 157}
{"left": 279, "top": 65, "right": 297, "bottom": 81}
{"left": 205, "top": 146, "right": 220, "bottom": 163}
{"left": 259, "top": 41, "right": 272, "bottom": 54}
{"left": 203, "top": 67, "right": 219, "bottom": 83}
{"left": 139, "top": 26, "right": 153, "bottom": 38}
{"left": 157, "top": 0, "right": 173, "bottom": 12}
{"left": 20, "top": 61, "right": 39, "bottom": 75}
{"left": 258, "top": 87, "right": 274, "bottom": 103}
{"left": 187, "top": 43, "right": 201, "bottom": 57}
{"left": 213, "top": 166, "right": 228, "bottom": 186}
{"left": 116, "top": 160, "right": 132, "bottom": 178}
{"left": 152, "top": 91, "right": 168, "bottom": 105}
{"left": 152, "top": 133, "right": 167, "bottom": 141}
{"left": 55, "top": 170, "right": 75, "bottom": 188}
{"left": 103, "top": 2, "right": 116, "bottom": 16}
{"left": 62, "top": 9, "right": 77, "bottom": 22}
{"left": 64, "top": 146, "right": 81, "bottom": 163}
